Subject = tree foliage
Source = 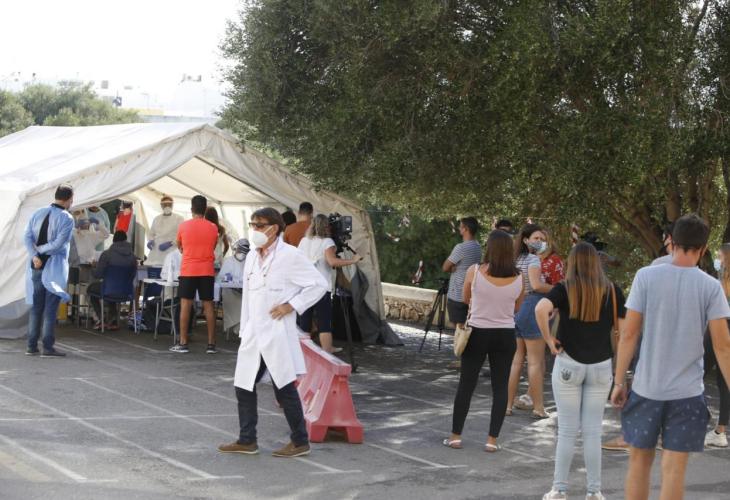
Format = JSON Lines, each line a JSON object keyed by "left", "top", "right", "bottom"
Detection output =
{"left": 17, "top": 82, "right": 139, "bottom": 126}
{"left": 222, "top": 0, "right": 730, "bottom": 269}
{"left": 0, "top": 90, "right": 33, "bottom": 137}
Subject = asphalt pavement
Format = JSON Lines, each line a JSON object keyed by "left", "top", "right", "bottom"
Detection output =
{"left": 0, "top": 321, "right": 728, "bottom": 499}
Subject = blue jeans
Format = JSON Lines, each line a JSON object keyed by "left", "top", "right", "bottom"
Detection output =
{"left": 551, "top": 353, "right": 613, "bottom": 494}
{"left": 28, "top": 269, "right": 61, "bottom": 352}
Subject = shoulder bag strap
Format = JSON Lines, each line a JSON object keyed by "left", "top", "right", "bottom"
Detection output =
{"left": 610, "top": 283, "right": 619, "bottom": 353}
{"left": 466, "top": 264, "right": 479, "bottom": 323}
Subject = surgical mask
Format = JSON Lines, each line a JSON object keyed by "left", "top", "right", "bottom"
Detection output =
{"left": 528, "top": 241, "right": 547, "bottom": 254}
{"left": 162, "top": 206, "right": 172, "bottom": 215}
{"left": 250, "top": 230, "right": 270, "bottom": 248}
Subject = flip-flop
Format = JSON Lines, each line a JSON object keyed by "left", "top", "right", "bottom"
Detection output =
{"left": 442, "top": 438, "right": 462, "bottom": 449}
{"left": 484, "top": 443, "right": 501, "bottom": 453}
{"left": 505, "top": 407, "right": 513, "bottom": 416}
{"left": 532, "top": 410, "right": 550, "bottom": 419}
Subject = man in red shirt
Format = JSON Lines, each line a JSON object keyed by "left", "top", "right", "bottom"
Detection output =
{"left": 283, "top": 202, "right": 313, "bottom": 247}
{"left": 170, "top": 195, "right": 219, "bottom": 354}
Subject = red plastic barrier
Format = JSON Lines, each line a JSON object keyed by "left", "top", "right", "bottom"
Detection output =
{"left": 297, "top": 337, "right": 364, "bottom": 443}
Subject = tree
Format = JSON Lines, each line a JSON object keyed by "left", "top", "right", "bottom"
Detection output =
{"left": 221, "top": 1, "right": 730, "bottom": 263}
{"left": 0, "top": 90, "right": 33, "bottom": 137}
{"left": 18, "top": 82, "right": 139, "bottom": 126}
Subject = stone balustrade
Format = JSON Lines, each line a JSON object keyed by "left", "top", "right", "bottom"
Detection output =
{"left": 382, "top": 282, "right": 454, "bottom": 326}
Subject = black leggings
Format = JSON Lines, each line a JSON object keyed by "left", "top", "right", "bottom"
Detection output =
{"left": 452, "top": 328, "right": 517, "bottom": 438}
{"left": 705, "top": 331, "right": 730, "bottom": 426}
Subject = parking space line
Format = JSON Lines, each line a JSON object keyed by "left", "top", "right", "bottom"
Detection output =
{"left": 55, "top": 342, "right": 160, "bottom": 375}
{"left": 75, "top": 378, "right": 238, "bottom": 436}
{"left": 0, "top": 383, "right": 217, "bottom": 480}
{"left": 0, "top": 447, "right": 53, "bottom": 483}
{"left": 0, "top": 432, "right": 117, "bottom": 483}
{"left": 158, "top": 377, "right": 278, "bottom": 417}
{"left": 75, "top": 378, "right": 358, "bottom": 475}
{"left": 79, "top": 329, "right": 170, "bottom": 354}
{"left": 366, "top": 443, "right": 466, "bottom": 469}
{"left": 0, "top": 414, "right": 239, "bottom": 423}
{"left": 351, "top": 383, "right": 451, "bottom": 409}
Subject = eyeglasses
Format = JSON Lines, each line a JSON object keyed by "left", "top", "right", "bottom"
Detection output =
{"left": 248, "top": 222, "right": 272, "bottom": 229}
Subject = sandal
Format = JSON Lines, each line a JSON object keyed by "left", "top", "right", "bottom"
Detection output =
{"left": 442, "top": 438, "right": 462, "bottom": 449}
{"left": 484, "top": 443, "right": 501, "bottom": 453}
{"left": 505, "top": 407, "right": 513, "bottom": 417}
{"left": 532, "top": 410, "right": 550, "bottom": 419}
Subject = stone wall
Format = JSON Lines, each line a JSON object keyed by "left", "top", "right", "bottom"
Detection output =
{"left": 382, "top": 282, "right": 452, "bottom": 326}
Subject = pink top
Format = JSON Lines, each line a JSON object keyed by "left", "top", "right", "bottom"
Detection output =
{"left": 468, "top": 267, "right": 523, "bottom": 329}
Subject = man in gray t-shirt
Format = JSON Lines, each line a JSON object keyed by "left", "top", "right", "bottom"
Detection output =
{"left": 442, "top": 217, "right": 481, "bottom": 327}
{"left": 611, "top": 214, "right": 730, "bottom": 500}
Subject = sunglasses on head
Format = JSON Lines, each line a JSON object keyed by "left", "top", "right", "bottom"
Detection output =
{"left": 248, "top": 222, "right": 272, "bottom": 229}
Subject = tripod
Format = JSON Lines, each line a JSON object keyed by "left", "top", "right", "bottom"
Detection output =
{"left": 334, "top": 286, "right": 358, "bottom": 373}
{"left": 333, "top": 242, "right": 358, "bottom": 372}
{"left": 418, "top": 278, "right": 449, "bottom": 352}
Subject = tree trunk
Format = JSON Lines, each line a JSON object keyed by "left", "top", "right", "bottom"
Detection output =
{"left": 665, "top": 174, "right": 682, "bottom": 222}
{"left": 608, "top": 203, "right": 664, "bottom": 258}
{"left": 722, "top": 158, "right": 730, "bottom": 243}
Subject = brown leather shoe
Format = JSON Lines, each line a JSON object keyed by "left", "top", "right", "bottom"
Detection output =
{"left": 601, "top": 436, "right": 630, "bottom": 452}
{"left": 271, "top": 441, "right": 310, "bottom": 458}
{"left": 218, "top": 441, "right": 259, "bottom": 454}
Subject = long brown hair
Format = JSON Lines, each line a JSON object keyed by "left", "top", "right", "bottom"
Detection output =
{"left": 565, "top": 242, "right": 610, "bottom": 321}
{"left": 515, "top": 223, "right": 544, "bottom": 258}
{"left": 720, "top": 243, "right": 730, "bottom": 297}
{"left": 485, "top": 230, "right": 520, "bottom": 278}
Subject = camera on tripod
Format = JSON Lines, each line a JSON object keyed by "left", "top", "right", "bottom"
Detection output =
{"left": 328, "top": 213, "right": 353, "bottom": 254}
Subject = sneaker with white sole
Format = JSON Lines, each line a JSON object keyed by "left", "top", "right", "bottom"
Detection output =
{"left": 169, "top": 343, "right": 189, "bottom": 353}
{"left": 586, "top": 492, "right": 606, "bottom": 500}
{"left": 206, "top": 344, "right": 217, "bottom": 354}
{"left": 705, "top": 429, "right": 728, "bottom": 448}
{"left": 543, "top": 489, "right": 567, "bottom": 500}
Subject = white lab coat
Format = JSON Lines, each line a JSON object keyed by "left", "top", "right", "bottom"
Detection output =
{"left": 234, "top": 238, "right": 328, "bottom": 391}
{"left": 146, "top": 213, "right": 184, "bottom": 266}
{"left": 72, "top": 224, "right": 110, "bottom": 264}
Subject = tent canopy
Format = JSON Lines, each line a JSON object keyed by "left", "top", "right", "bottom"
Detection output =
{"left": 0, "top": 123, "right": 386, "bottom": 339}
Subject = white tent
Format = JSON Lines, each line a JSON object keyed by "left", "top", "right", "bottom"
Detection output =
{"left": 0, "top": 123, "right": 386, "bottom": 339}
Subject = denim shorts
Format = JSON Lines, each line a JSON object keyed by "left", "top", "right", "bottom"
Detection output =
{"left": 621, "top": 391, "right": 711, "bottom": 452}
{"left": 515, "top": 293, "right": 544, "bottom": 339}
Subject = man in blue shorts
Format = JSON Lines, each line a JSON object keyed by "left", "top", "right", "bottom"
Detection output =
{"left": 611, "top": 214, "right": 730, "bottom": 500}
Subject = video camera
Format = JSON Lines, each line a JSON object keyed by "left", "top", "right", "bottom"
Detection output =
{"left": 328, "top": 213, "right": 353, "bottom": 254}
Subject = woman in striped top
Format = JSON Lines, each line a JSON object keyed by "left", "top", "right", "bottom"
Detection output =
{"left": 507, "top": 224, "right": 554, "bottom": 418}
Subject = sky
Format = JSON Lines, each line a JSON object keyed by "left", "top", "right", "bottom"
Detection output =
{"left": 0, "top": 0, "right": 241, "bottom": 115}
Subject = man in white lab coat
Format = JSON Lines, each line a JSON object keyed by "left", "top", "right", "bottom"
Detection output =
{"left": 218, "top": 208, "right": 328, "bottom": 458}
{"left": 146, "top": 195, "right": 184, "bottom": 268}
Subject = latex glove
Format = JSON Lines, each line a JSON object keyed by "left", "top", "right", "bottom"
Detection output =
{"left": 158, "top": 241, "right": 174, "bottom": 251}
{"left": 88, "top": 217, "right": 99, "bottom": 225}
{"left": 147, "top": 240, "right": 155, "bottom": 250}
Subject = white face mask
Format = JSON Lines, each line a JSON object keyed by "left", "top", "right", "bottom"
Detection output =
{"left": 250, "top": 230, "right": 270, "bottom": 248}
{"left": 162, "top": 206, "right": 172, "bottom": 215}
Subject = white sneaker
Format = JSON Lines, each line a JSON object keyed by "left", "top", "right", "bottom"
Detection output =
{"left": 586, "top": 492, "right": 606, "bottom": 500}
{"left": 543, "top": 489, "right": 567, "bottom": 500}
{"left": 705, "top": 429, "right": 728, "bottom": 448}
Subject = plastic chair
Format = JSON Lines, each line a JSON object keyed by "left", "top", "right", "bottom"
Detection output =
{"left": 87, "top": 264, "right": 138, "bottom": 334}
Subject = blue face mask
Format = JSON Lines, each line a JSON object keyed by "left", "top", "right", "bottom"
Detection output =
{"left": 528, "top": 241, "right": 547, "bottom": 254}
